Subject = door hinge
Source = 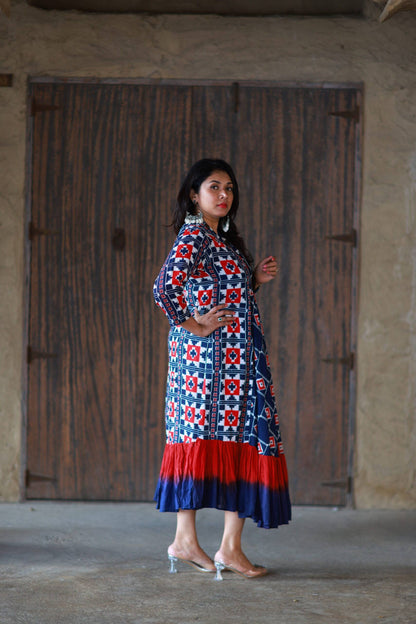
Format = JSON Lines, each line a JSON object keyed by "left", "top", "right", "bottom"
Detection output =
{"left": 321, "top": 476, "right": 352, "bottom": 494}
{"left": 27, "top": 346, "right": 58, "bottom": 364}
{"left": 31, "top": 97, "right": 61, "bottom": 116}
{"left": 25, "top": 469, "right": 57, "bottom": 488}
{"left": 325, "top": 228, "right": 357, "bottom": 247}
{"left": 29, "top": 222, "right": 60, "bottom": 240}
{"left": 328, "top": 105, "right": 360, "bottom": 122}
{"left": 321, "top": 352, "right": 354, "bottom": 370}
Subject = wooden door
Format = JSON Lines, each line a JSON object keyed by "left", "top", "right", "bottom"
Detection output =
{"left": 26, "top": 80, "right": 360, "bottom": 504}
{"left": 193, "top": 84, "right": 360, "bottom": 505}
{"left": 27, "top": 82, "right": 191, "bottom": 499}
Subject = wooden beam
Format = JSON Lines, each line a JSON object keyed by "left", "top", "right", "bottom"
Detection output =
{"left": 27, "top": 0, "right": 363, "bottom": 14}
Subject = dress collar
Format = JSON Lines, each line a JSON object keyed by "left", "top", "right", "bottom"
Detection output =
{"left": 201, "top": 220, "right": 226, "bottom": 242}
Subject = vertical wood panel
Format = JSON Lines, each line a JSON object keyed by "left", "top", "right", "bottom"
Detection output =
{"left": 27, "top": 83, "right": 66, "bottom": 499}
{"left": 191, "top": 85, "right": 235, "bottom": 164}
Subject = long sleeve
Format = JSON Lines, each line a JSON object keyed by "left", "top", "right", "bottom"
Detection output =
{"left": 153, "top": 224, "right": 207, "bottom": 328}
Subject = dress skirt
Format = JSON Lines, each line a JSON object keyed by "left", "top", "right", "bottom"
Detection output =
{"left": 153, "top": 222, "right": 291, "bottom": 529}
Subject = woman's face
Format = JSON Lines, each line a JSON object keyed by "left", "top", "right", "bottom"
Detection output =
{"left": 191, "top": 170, "right": 233, "bottom": 231}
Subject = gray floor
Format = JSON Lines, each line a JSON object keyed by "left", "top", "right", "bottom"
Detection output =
{"left": 0, "top": 503, "right": 415, "bottom": 624}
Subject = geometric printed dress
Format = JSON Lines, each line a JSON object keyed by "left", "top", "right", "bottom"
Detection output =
{"left": 153, "top": 221, "right": 291, "bottom": 528}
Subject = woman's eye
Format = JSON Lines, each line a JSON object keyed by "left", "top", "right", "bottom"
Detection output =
{"left": 210, "top": 184, "right": 233, "bottom": 192}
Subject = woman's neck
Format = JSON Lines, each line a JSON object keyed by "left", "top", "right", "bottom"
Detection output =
{"left": 202, "top": 216, "right": 219, "bottom": 233}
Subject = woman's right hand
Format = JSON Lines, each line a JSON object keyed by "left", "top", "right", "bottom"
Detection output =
{"left": 181, "top": 305, "right": 236, "bottom": 337}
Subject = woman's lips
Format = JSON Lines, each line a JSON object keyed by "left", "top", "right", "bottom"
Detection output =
{"left": 218, "top": 203, "right": 228, "bottom": 208}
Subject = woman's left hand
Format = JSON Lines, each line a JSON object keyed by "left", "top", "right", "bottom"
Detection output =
{"left": 254, "top": 255, "right": 279, "bottom": 285}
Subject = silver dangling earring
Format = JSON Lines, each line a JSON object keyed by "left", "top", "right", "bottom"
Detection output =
{"left": 222, "top": 216, "right": 230, "bottom": 232}
{"left": 184, "top": 201, "right": 204, "bottom": 225}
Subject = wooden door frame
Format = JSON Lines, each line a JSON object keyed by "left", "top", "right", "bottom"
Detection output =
{"left": 22, "top": 76, "right": 362, "bottom": 505}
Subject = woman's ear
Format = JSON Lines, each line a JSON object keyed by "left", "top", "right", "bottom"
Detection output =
{"left": 190, "top": 191, "right": 197, "bottom": 204}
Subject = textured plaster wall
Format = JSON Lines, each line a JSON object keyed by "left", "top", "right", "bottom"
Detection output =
{"left": 1, "top": 1, "right": 415, "bottom": 506}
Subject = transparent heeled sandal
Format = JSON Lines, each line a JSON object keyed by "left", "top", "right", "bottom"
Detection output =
{"left": 213, "top": 560, "right": 226, "bottom": 581}
{"left": 213, "top": 559, "right": 268, "bottom": 581}
{"left": 167, "top": 552, "right": 215, "bottom": 574}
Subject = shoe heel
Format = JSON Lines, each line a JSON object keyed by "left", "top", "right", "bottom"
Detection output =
{"left": 168, "top": 554, "right": 178, "bottom": 574}
{"left": 213, "top": 561, "right": 225, "bottom": 581}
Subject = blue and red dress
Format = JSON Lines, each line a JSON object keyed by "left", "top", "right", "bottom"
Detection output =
{"left": 153, "top": 221, "right": 291, "bottom": 528}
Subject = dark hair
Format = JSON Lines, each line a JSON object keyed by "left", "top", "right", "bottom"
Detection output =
{"left": 173, "top": 158, "right": 253, "bottom": 267}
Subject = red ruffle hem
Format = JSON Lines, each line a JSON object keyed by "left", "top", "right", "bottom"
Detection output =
{"left": 153, "top": 439, "right": 291, "bottom": 529}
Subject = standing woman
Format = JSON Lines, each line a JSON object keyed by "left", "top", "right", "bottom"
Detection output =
{"left": 153, "top": 159, "right": 291, "bottom": 580}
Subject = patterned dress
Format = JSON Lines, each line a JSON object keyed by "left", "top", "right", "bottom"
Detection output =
{"left": 153, "top": 221, "right": 291, "bottom": 528}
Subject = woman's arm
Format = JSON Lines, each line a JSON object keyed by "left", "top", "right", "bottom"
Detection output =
{"left": 153, "top": 225, "right": 205, "bottom": 327}
{"left": 154, "top": 225, "right": 236, "bottom": 334}
{"left": 181, "top": 305, "right": 236, "bottom": 337}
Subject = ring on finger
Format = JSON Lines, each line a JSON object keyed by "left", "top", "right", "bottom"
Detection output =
{"left": 218, "top": 316, "right": 223, "bottom": 322}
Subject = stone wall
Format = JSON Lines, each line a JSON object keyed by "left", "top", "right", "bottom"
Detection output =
{"left": 1, "top": 0, "right": 415, "bottom": 507}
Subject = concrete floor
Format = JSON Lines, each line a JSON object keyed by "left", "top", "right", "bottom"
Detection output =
{"left": 0, "top": 503, "right": 415, "bottom": 624}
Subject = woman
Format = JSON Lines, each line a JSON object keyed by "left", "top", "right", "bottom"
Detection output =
{"left": 153, "top": 159, "right": 291, "bottom": 580}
